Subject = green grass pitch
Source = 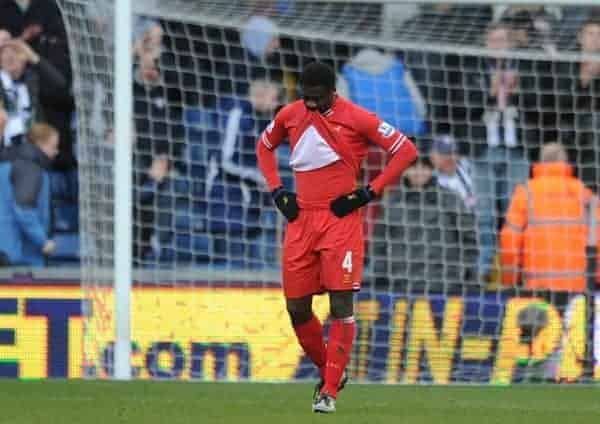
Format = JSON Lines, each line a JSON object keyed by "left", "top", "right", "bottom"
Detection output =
{"left": 0, "top": 381, "right": 598, "bottom": 424}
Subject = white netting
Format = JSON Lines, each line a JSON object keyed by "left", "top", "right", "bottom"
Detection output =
{"left": 59, "top": 0, "right": 600, "bottom": 383}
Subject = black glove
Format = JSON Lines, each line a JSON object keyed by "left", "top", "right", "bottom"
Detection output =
{"left": 330, "top": 186, "right": 376, "bottom": 218}
{"left": 272, "top": 186, "right": 300, "bottom": 222}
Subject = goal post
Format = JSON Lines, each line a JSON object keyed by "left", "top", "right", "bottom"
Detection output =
{"left": 113, "top": 0, "right": 133, "bottom": 381}
{"left": 58, "top": 0, "right": 600, "bottom": 383}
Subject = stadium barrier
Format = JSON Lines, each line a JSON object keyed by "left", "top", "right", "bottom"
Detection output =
{"left": 0, "top": 280, "right": 597, "bottom": 384}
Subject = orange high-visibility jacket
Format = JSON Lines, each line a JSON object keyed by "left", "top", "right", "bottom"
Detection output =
{"left": 500, "top": 162, "right": 600, "bottom": 292}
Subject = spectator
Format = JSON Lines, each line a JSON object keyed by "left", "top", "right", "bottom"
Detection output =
{"left": 554, "top": 17, "right": 600, "bottom": 193}
{"left": 130, "top": 32, "right": 193, "bottom": 262}
{"left": 197, "top": 14, "right": 291, "bottom": 106}
{"left": 338, "top": 47, "right": 427, "bottom": 136}
{"left": 560, "top": 7, "right": 600, "bottom": 50}
{"left": 0, "top": 123, "right": 58, "bottom": 266}
{"left": 0, "top": 38, "right": 68, "bottom": 147}
{"left": 0, "top": 0, "right": 74, "bottom": 169}
{"left": 206, "top": 79, "right": 280, "bottom": 246}
{"left": 219, "top": 79, "right": 278, "bottom": 186}
{"left": 497, "top": 6, "right": 559, "bottom": 53}
{"left": 372, "top": 156, "right": 478, "bottom": 294}
{"left": 133, "top": 19, "right": 200, "bottom": 110}
{"left": 0, "top": 39, "right": 32, "bottom": 146}
{"left": 241, "top": 15, "right": 280, "bottom": 67}
{"left": 500, "top": 143, "right": 600, "bottom": 292}
{"left": 133, "top": 50, "right": 184, "bottom": 173}
{"left": 133, "top": 153, "right": 171, "bottom": 262}
{"left": 0, "top": 0, "right": 70, "bottom": 79}
{"left": 100, "top": 126, "right": 163, "bottom": 264}
{"left": 133, "top": 18, "right": 164, "bottom": 62}
{"left": 430, "top": 134, "right": 476, "bottom": 209}
{"left": 338, "top": 47, "right": 428, "bottom": 243}
{"left": 227, "top": 15, "right": 286, "bottom": 97}
{"left": 462, "top": 22, "right": 531, "bottom": 281}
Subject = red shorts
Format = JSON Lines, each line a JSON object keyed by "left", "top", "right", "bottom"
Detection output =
{"left": 282, "top": 208, "right": 364, "bottom": 299}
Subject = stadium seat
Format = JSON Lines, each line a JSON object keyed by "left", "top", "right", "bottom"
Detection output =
{"left": 50, "top": 171, "right": 67, "bottom": 196}
{"left": 174, "top": 211, "right": 193, "bottom": 232}
{"left": 53, "top": 203, "right": 79, "bottom": 232}
{"left": 188, "top": 147, "right": 207, "bottom": 179}
{"left": 172, "top": 177, "right": 191, "bottom": 195}
{"left": 208, "top": 181, "right": 244, "bottom": 234}
{"left": 192, "top": 233, "right": 212, "bottom": 263}
{"left": 50, "top": 170, "right": 78, "bottom": 201}
{"left": 184, "top": 106, "right": 217, "bottom": 132}
{"left": 50, "top": 170, "right": 80, "bottom": 235}
{"left": 156, "top": 230, "right": 213, "bottom": 266}
{"left": 50, "top": 233, "right": 80, "bottom": 264}
{"left": 174, "top": 233, "right": 193, "bottom": 263}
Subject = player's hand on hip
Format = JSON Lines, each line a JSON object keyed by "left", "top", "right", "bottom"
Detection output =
{"left": 272, "top": 186, "right": 300, "bottom": 222}
{"left": 330, "top": 185, "right": 376, "bottom": 218}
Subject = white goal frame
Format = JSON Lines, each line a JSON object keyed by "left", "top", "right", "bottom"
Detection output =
{"left": 59, "top": 0, "right": 600, "bottom": 381}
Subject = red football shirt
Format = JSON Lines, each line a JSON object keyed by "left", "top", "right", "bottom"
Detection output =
{"left": 256, "top": 95, "right": 417, "bottom": 208}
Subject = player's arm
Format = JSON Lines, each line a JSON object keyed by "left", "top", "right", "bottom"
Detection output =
{"left": 330, "top": 112, "right": 418, "bottom": 218}
{"left": 360, "top": 114, "right": 418, "bottom": 195}
{"left": 255, "top": 108, "right": 299, "bottom": 222}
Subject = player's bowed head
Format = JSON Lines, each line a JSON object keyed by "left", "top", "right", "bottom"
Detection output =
{"left": 300, "top": 61, "right": 337, "bottom": 113}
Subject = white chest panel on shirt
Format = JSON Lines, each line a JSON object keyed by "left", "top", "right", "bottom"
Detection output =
{"left": 289, "top": 125, "right": 340, "bottom": 171}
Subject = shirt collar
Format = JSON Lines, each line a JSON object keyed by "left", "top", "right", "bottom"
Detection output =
{"left": 321, "top": 94, "right": 338, "bottom": 117}
{"left": 532, "top": 162, "right": 573, "bottom": 178}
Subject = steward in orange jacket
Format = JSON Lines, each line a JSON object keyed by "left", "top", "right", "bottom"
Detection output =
{"left": 500, "top": 143, "right": 600, "bottom": 292}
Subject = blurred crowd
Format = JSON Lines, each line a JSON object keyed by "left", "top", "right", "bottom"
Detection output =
{"left": 0, "top": 1, "right": 599, "bottom": 294}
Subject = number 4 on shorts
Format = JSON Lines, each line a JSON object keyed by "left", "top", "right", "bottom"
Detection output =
{"left": 342, "top": 251, "right": 352, "bottom": 272}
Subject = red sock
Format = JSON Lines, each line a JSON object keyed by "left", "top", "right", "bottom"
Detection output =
{"left": 293, "top": 314, "right": 327, "bottom": 379}
{"left": 322, "top": 317, "right": 356, "bottom": 398}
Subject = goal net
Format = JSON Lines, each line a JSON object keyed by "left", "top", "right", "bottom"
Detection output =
{"left": 58, "top": 0, "right": 600, "bottom": 383}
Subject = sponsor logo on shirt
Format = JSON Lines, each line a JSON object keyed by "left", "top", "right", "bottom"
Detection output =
{"left": 377, "top": 121, "right": 394, "bottom": 137}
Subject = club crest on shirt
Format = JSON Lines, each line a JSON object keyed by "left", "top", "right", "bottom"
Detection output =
{"left": 377, "top": 121, "right": 394, "bottom": 137}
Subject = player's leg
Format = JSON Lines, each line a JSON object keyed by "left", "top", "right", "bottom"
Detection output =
{"left": 322, "top": 290, "right": 355, "bottom": 397}
{"left": 286, "top": 295, "right": 327, "bottom": 379}
{"left": 282, "top": 212, "right": 327, "bottom": 379}
{"left": 286, "top": 295, "right": 313, "bottom": 326}
{"left": 313, "top": 290, "right": 355, "bottom": 413}
{"left": 311, "top": 291, "right": 350, "bottom": 400}
{"left": 317, "top": 210, "right": 363, "bottom": 401}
